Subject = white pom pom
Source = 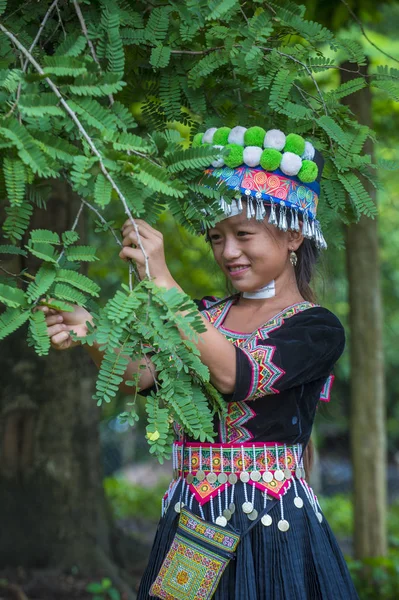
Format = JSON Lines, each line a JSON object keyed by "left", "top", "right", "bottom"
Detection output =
{"left": 302, "top": 141, "right": 315, "bottom": 160}
{"left": 264, "top": 129, "right": 286, "bottom": 151}
{"left": 212, "top": 145, "right": 225, "bottom": 168}
{"left": 202, "top": 127, "right": 217, "bottom": 144}
{"left": 280, "top": 152, "right": 302, "bottom": 176}
{"left": 228, "top": 126, "right": 247, "bottom": 146}
{"left": 243, "top": 146, "right": 262, "bottom": 167}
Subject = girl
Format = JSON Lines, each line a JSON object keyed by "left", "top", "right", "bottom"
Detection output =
{"left": 43, "top": 126, "right": 359, "bottom": 599}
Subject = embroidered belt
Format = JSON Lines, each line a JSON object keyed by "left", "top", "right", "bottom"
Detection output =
{"left": 171, "top": 441, "right": 305, "bottom": 504}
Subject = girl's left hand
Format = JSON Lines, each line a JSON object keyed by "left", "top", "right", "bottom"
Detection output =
{"left": 119, "top": 218, "right": 175, "bottom": 287}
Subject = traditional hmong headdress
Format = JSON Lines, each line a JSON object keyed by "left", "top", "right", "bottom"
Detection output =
{"left": 194, "top": 125, "right": 327, "bottom": 250}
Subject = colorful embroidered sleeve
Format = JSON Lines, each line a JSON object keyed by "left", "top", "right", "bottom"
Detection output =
{"left": 227, "top": 308, "right": 345, "bottom": 402}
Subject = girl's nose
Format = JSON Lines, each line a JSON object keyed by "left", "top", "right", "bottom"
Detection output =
{"left": 222, "top": 238, "right": 241, "bottom": 260}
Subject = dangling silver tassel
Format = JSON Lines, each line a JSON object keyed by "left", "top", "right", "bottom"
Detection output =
{"left": 290, "top": 207, "right": 296, "bottom": 231}
{"left": 269, "top": 199, "right": 278, "bottom": 226}
{"left": 255, "top": 200, "right": 263, "bottom": 221}
{"left": 294, "top": 208, "right": 299, "bottom": 231}
{"left": 315, "top": 220, "right": 327, "bottom": 250}
{"left": 303, "top": 212, "right": 311, "bottom": 238}
{"left": 237, "top": 196, "right": 243, "bottom": 213}
{"left": 279, "top": 202, "right": 288, "bottom": 232}
{"left": 310, "top": 219, "right": 316, "bottom": 238}
{"left": 246, "top": 197, "right": 252, "bottom": 219}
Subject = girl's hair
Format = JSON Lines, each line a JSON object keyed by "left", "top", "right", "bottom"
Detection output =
{"left": 294, "top": 238, "right": 319, "bottom": 303}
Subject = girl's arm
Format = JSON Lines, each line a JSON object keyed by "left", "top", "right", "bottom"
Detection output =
{"left": 120, "top": 219, "right": 237, "bottom": 394}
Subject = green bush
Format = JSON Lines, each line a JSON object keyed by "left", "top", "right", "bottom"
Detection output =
{"left": 347, "top": 556, "right": 399, "bottom": 599}
{"left": 104, "top": 476, "right": 170, "bottom": 521}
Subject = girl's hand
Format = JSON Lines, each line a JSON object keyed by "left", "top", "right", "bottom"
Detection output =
{"left": 119, "top": 218, "right": 175, "bottom": 288}
{"left": 37, "top": 303, "right": 94, "bottom": 351}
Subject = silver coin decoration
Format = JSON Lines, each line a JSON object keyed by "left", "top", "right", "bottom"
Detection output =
{"left": 206, "top": 472, "right": 217, "bottom": 484}
{"left": 274, "top": 469, "right": 285, "bottom": 482}
{"left": 242, "top": 501, "right": 253, "bottom": 514}
{"left": 316, "top": 511, "right": 323, "bottom": 523}
{"left": 186, "top": 473, "right": 194, "bottom": 484}
{"left": 174, "top": 501, "right": 185, "bottom": 513}
{"left": 278, "top": 519, "right": 290, "bottom": 532}
{"left": 228, "top": 473, "right": 238, "bottom": 485}
{"left": 250, "top": 471, "right": 261, "bottom": 482}
{"left": 223, "top": 509, "right": 232, "bottom": 521}
{"left": 240, "top": 471, "right": 250, "bottom": 483}
{"left": 218, "top": 472, "right": 228, "bottom": 484}
{"left": 262, "top": 471, "right": 273, "bottom": 483}
{"left": 196, "top": 469, "right": 205, "bottom": 482}
{"left": 229, "top": 502, "right": 236, "bottom": 514}
{"left": 261, "top": 514, "right": 272, "bottom": 527}
{"left": 247, "top": 509, "right": 258, "bottom": 521}
{"left": 215, "top": 516, "right": 227, "bottom": 527}
{"left": 294, "top": 497, "right": 304, "bottom": 508}
{"left": 284, "top": 468, "right": 292, "bottom": 479}
{"left": 295, "top": 467, "right": 303, "bottom": 479}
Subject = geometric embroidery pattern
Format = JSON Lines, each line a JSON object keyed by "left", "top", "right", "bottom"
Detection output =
{"left": 150, "top": 508, "right": 238, "bottom": 599}
{"left": 241, "top": 345, "right": 285, "bottom": 401}
{"left": 219, "top": 401, "right": 256, "bottom": 443}
{"left": 200, "top": 297, "right": 317, "bottom": 445}
{"left": 320, "top": 374, "right": 335, "bottom": 402}
{"left": 174, "top": 443, "right": 297, "bottom": 503}
{"left": 149, "top": 533, "right": 228, "bottom": 600}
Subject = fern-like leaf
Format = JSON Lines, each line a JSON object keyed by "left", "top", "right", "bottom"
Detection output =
{"left": 28, "top": 310, "right": 51, "bottom": 356}
{"left": 65, "top": 245, "right": 99, "bottom": 262}
{"left": 0, "top": 282, "right": 26, "bottom": 308}
{"left": 26, "top": 263, "right": 57, "bottom": 303}
{"left": 3, "top": 158, "right": 26, "bottom": 206}
{"left": 0, "top": 307, "right": 30, "bottom": 340}
{"left": 55, "top": 269, "right": 100, "bottom": 297}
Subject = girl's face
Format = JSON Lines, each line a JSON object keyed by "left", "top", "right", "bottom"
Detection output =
{"left": 208, "top": 211, "right": 300, "bottom": 293}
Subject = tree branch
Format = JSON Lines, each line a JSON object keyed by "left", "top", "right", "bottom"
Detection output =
{"left": 340, "top": 0, "right": 399, "bottom": 65}
{"left": 72, "top": 0, "right": 114, "bottom": 106}
{"left": 5, "top": 0, "right": 59, "bottom": 118}
{"left": 0, "top": 22, "right": 151, "bottom": 284}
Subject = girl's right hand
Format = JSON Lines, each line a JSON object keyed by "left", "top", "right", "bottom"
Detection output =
{"left": 38, "top": 303, "right": 94, "bottom": 351}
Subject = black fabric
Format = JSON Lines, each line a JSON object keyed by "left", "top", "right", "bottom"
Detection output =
{"left": 194, "top": 299, "right": 345, "bottom": 447}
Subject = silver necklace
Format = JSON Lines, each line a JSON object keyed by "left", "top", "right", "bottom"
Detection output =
{"left": 242, "top": 280, "right": 276, "bottom": 300}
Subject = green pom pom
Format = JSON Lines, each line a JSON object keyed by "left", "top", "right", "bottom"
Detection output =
{"left": 224, "top": 144, "right": 244, "bottom": 168}
{"left": 192, "top": 133, "right": 204, "bottom": 147}
{"left": 244, "top": 126, "right": 266, "bottom": 147}
{"left": 298, "top": 160, "right": 318, "bottom": 183}
{"left": 260, "top": 148, "right": 282, "bottom": 172}
{"left": 284, "top": 133, "right": 305, "bottom": 156}
{"left": 213, "top": 127, "right": 231, "bottom": 145}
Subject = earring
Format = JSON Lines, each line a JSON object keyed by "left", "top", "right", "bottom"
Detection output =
{"left": 289, "top": 251, "right": 298, "bottom": 267}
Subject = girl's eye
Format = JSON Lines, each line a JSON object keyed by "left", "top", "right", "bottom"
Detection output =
{"left": 237, "top": 231, "right": 250, "bottom": 237}
{"left": 209, "top": 234, "right": 221, "bottom": 242}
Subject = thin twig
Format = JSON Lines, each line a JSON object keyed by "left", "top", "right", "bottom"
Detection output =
{"left": 79, "top": 199, "right": 140, "bottom": 281}
{"left": 72, "top": 0, "right": 114, "bottom": 106}
{"left": 340, "top": 0, "right": 399, "bottom": 65}
{"left": 56, "top": 200, "right": 84, "bottom": 264}
{"left": 80, "top": 199, "right": 123, "bottom": 247}
{"left": 4, "top": 0, "right": 59, "bottom": 118}
{"left": 0, "top": 22, "right": 151, "bottom": 285}
{"left": 0, "top": 264, "right": 34, "bottom": 282}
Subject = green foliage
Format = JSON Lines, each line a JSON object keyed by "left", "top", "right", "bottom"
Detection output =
{"left": 86, "top": 577, "right": 121, "bottom": 600}
{"left": 0, "top": 0, "right": 395, "bottom": 459}
{"left": 104, "top": 475, "right": 169, "bottom": 521}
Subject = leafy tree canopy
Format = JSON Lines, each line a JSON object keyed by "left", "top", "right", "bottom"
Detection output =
{"left": 0, "top": 0, "right": 396, "bottom": 458}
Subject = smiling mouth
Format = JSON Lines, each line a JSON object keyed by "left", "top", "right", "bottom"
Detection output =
{"left": 227, "top": 265, "right": 250, "bottom": 274}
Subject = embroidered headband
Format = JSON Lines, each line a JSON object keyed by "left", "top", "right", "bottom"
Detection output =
{"left": 194, "top": 126, "right": 327, "bottom": 250}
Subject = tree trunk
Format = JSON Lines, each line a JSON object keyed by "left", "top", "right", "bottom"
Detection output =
{"left": 0, "top": 184, "right": 136, "bottom": 597}
{"left": 342, "top": 62, "right": 387, "bottom": 558}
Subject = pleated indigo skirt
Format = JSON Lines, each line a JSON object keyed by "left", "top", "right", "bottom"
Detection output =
{"left": 137, "top": 479, "right": 359, "bottom": 600}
